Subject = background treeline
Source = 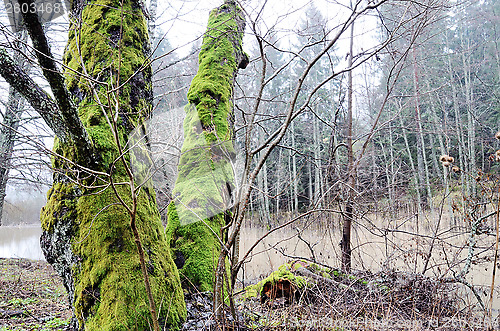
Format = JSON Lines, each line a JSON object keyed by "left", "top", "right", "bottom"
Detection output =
{"left": 1, "top": 0, "right": 498, "bottom": 230}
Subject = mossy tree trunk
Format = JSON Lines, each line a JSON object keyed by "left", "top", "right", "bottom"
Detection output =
{"left": 165, "top": 0, "right": 247, "bottom": 294}
{"left": 0, "top": 0, "right": 186, "bottom": 329}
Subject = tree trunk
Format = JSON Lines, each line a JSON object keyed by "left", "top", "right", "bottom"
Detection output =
{"left": 388, "top": 123, "right": 396, "bottom": 218}
{"left": 412, "top": 46, "right": 432, "bottom": 210}
{"left": 399, "top": 108, "right": 422, "bottom": 217}
{"left": 275, "top": 148, "right": 282, "bottom": 216}
{"left": 341, "top": 20, "right": 355, "bottom": 273}
{"left": 446, "top": 33, "right": 467, "bottom": 199}
{"left": 308, "top": 158, "right": 313, "bottom": 206}
{"left": 426, "top": 80, "right": 445, "bottom": 180}
{"left": 461, "top": 35, "right": 476, "bottom": 197}
{"left": 288, "top": 138, "right": 293, "bottom": 214}
{"left": 39, "top": 0, "right": 186, "bottom": 328}
{"left": 291, "top": 121, "right": 299, "bottom": 214}
{"left": 313, "top": 114, "right": 322, "bottom": 207}
{"left": 0, "top": 32, "right": 29, "bottom": 226}
{"left": 434, "top": 92, "right": 455, "bottom": 225}
{"left": 378, "top": 128, "right": 394, "bottom": 218}
{"left": 165, "top": 0, "right": 247, "bottom": 295}
{"left": 257, "top": 127, "right": 271, "bottom": 226}
{"left": 0, "top": 87, "right": 25, "bottom": 227}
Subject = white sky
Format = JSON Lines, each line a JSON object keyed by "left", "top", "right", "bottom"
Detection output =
{"left": 152, "top": 0, "right": 379, "bottom": 57}
{"left": 0, "top": 0, "right": 382, "bottom": 201}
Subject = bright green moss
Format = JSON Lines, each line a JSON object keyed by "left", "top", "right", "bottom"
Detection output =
{"left": 64, "top": 0, "right": 150, "bottom": 113}
{"left": 43, "top": 162, "right": 186, "bottom": 329}
{"left": 40, "top": 182, "right": 78, "bottom": 233}
{"left": 72, "top": 185, "right": 185, "bottom": 330}
{"left": 166, "top": 2, "right": 245, "bottom": 293}
{"left": 165, "top": 202, "right": 224, "bottom": 292}
{"left": 185, "top": 7, "right": 241, "bottom": 143}
{"left": 40, "top": 0, "right": 187, "bottom": 328}
{"left": 304, "top": 261, "right": 334, "bottom": 280}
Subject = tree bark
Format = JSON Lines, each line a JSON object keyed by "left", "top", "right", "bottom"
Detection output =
{"left": 28, "top": 0, "right": 187, "bottom": 328}
{"left": 341, "top": 20, "right": 355, "bottom": 273}
{"left": 313, "top": 114, "right": 322, "bottom": 207}
{"left": 275, "top": 148, "right": 283, "bottom": 215}
{"left": 257, "top": 126, "right": 271, "bottom": 226}
{"left": 18, "top": 0, "right": 96, "bottom": 164}
{"left": 461, "top": 35, "right": 476, "bottom": 197}
{"left": 308, "top": 156, "right": 313, "bottom": 206}
{"left": 0, "top": 32, "right": 29, "bottom": 226}
{"left": 0, "top": 48, "right": 66, "bottom": 140}
{"left": 291, "top": 121, "right": 299, "bottom": 214}
{"left": 165, "top": 0, "right": 247, "bottom": 294}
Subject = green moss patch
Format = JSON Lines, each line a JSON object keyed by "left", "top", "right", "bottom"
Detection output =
{"left": 165, "top": 203, "right": 224, "bottom": 292}
{"left": 41, "top": 0, "right": 187, "bottom": 328}
{"left": 166, "top": 1, "right": 245, "bottom": 293}
{"left": 242, "top": 262, "right": 308, "bottom": 301}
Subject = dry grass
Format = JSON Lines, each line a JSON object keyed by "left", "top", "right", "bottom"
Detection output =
{"left": 0, "top": 258, "right": 494, "bottom": 330}
{"left": 237, "top": 266, "right": 493, "bottom": 331}
{"left": 0, "top": 258, "right": 70, "bottom": 330}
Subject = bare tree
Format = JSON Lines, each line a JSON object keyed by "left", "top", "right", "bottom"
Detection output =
{"left": 0, "top": 31, "right": 29, "bottom": 226}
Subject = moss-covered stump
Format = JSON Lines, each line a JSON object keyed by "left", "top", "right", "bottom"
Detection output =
{"left": 166, "top": 0, "right": 247, "bottom": 292}
{"left": 242, "top": 262, "right": 308, "bottom": 304}
{"left": 39, "top": 0, "right": 186, "bottom": 329}
{"left": 241, "top": 260, "right": 366, "bottom": 305}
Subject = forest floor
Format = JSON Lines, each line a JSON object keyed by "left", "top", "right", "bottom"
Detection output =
{"left": 0, "top": 258, "right": 494, "bottom": 330}
{"left": 0, "top": 259, "right": 70, "bottom": 331}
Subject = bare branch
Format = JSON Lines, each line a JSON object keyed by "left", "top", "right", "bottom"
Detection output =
{"left": 0, "top": 47, "right": 67, "bottom": 140}
{"left": 19, "top": 0, "right": 97, "bottom": 163}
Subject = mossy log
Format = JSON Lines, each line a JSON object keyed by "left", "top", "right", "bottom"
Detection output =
{"left": 39, "top": 0, "right": 186, "bottom": 329}
{"left": 165, "top": 0, "right": 247, "bottom": 292}
{"left": 243, "top": 262, "right": 308, "bottom": 304}
{"left": 242, "top": 261, "right": 357, "bottom": 304}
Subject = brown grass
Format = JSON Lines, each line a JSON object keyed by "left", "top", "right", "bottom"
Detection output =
{"left": 0, "top": 258, "right": 71, "bottom": 330}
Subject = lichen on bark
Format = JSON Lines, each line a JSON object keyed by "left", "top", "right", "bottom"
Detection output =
{"left": 165, "top": 0, "right": 247, "bottom": 292}
{"left": 39, "top": 0, "right": 186, "bottom": 329}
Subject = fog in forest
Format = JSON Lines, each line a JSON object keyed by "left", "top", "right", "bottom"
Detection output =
{"left": 0, "top": 0, "right": 499, "bottom": 329}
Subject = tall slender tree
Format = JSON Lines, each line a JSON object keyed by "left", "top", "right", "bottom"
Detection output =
{"left": 0, "top": 31, "right": 29, "bottom": 225}
{"left": 165, "top": 0, "right": 247, "bottom": 295}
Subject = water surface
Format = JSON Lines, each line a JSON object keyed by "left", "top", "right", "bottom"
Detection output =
{"left": 0, "top": 226, "right": 44, "bottom": 260}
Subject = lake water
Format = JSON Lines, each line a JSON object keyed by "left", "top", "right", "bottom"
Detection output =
{"left": 239, "top": 224, "right": 500, "bottom": 285}
{"left": 1, "top": 223, "right": 499, "bottom": 312}
{"left": 1, "top": 224, "right": 498, "bottom": 286}
{"left": 0, "top": 226, "right": 44, "bottom": 260}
